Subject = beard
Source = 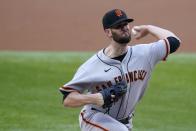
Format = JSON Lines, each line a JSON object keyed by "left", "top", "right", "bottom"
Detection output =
{"left": 111, "top": 30, "right": 131, "bottom": 44}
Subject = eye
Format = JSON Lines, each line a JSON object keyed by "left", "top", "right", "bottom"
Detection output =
{"left": 112, "top": 22, "right": 128, "bottom": 29}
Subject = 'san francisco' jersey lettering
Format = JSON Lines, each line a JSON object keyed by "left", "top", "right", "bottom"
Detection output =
{"left": 59, "top": 39, "right": 169, "bottom": 119}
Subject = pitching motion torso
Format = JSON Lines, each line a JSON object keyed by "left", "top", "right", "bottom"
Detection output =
{"left": 63, "top": 39, "right": 168, "bottom": 120}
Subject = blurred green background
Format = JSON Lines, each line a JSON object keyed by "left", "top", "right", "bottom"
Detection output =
{"left": 0, "top": 52, "right": 195, "bottom": 131}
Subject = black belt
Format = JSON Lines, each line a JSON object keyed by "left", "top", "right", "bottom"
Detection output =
{"left": 118, "top": 116, "right": 131, "bottom": 124}
{"left": 91, "top": 108, "right": 131, "bottom": 124}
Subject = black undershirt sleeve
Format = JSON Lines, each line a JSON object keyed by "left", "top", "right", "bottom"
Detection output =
{"left": 167, "top": 36, "right": 181, "bottom": 54}
{"left": 60, "top": 89, "right": 71, "bottom": 101}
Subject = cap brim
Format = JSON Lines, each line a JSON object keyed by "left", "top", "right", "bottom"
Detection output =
{"left": 110, "top": 18, "right": 134, "bottom": 28}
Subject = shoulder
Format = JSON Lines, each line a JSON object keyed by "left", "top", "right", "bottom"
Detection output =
{"left": 130, "top": 43, "right": 151, "bottom": 56}
{"left": 130, "top": 40, "right": 165, "bottom": 55}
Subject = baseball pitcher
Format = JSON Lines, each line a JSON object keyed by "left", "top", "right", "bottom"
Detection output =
{"left": 59, "top": 9, "right": 181, "bottom": 131}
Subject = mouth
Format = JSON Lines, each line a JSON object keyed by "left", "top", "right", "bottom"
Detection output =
{"left": 122, "top": 31, "right": 130, "bottom": 36}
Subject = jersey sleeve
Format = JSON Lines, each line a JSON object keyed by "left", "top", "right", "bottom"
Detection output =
{"left": 59, "top": 66, "right": 92, "bottom": 95}
{"left": 148, "top": 39, "right": 170, "bottom": 67}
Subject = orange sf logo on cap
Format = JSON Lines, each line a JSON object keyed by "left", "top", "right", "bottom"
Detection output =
{"left": 115, "top": 9, "right": 123, "bottom": 17}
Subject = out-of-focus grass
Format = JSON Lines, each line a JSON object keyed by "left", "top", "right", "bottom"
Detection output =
{"left": 0, "top": 51, "right": 92, "bottom": 131}
{"left": 0, "top": 52, "right": 195, "bottom": 131}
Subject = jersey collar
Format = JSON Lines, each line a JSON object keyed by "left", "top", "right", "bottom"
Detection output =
{"left": 97, "top": 46, "right": 132, "bottom": 65}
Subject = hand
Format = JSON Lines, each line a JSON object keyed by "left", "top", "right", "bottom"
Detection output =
{"left": 95, "top": 93, "right": 104, "bottom": 107}
{"left": 99, "top": 81, "right": 127, "bottom": 108}
{"left": 131, "top": 25, "right": 149, "bottom": 39}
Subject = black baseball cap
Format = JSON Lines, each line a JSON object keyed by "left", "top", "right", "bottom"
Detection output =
{"left": 102, "top": 9, "right": 134, "bottom": 29}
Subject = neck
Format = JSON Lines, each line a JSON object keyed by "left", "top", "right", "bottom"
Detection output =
{"left": 104, "top": 41, "right": 128, "bottom": 58}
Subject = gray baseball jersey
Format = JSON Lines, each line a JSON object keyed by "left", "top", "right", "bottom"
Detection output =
{"left": 60, "top": 39, "right": 169, "bottom": 130}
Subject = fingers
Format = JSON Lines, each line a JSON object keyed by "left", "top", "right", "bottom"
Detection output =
{"left": 131, "top": 28, "right": 140, "bottom": 39}
{"left": 111, "top": 95, "right": 116, "bottom": 102}
{"left": 133, "top": 25, "right": 148, "bottom": 31}
{"left": 132, "top": 25, "right": 149, "bottom": 39}
{"left": 111, "top": 95, "right": 115, "bottom": 98}
{"left": 132, "top": 26, "right": 142, "bottom": 31}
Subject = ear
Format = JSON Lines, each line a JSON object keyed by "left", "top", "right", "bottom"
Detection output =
{"left": 104, "top": 29, "right": 112, "bottom": 38}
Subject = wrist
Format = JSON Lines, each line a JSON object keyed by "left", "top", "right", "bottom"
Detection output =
{"left": 94, "top": 93, "right": 104, "bottom": 107}
{"left": 83, "top": 93, "right": 104, "bottom": 107}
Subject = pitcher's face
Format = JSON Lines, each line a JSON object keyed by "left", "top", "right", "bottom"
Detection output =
{"left": 110, "top": 22, "right": 131, "bottom": 44}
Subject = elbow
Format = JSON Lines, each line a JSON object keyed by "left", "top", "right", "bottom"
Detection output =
{"left": 63, "top": 93, "right": 74, "bottom": 107}
{"left": 62, "top": 91, "right": 80, "bottom": 107}
{"left": 63, "top": 98, "right": 71, "bottom": 107}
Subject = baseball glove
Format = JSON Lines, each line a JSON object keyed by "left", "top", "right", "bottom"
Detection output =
{"left": 100, "top": 81, "right": 127, "bottom": 108}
